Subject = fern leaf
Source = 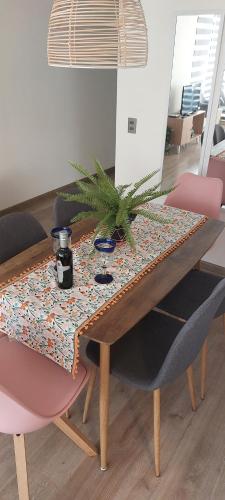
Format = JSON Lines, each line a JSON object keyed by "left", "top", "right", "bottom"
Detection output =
{"left": 57, "top": 192, "right": 78, "bottom": 202}
{"left": 127, "top": 169, "right": 160, "bottom": 197}
{"left": 94, "top": 159, "right": 119, "bottom": 200}
{"left": 121, "top": 219, "right": 136, "bottom": 250}
{"left": 116, "top": 184, "right": 131, "bottom": 196}
{"left": 70, "top": 210, "right": 100, "bottom": 224}
{"left": 61, "top": 160, "right": 174, "bottom": 250}
{"left": 69, "top": 162, "right": 98, "bottom": 185}
{"left": 60, "top": 191, "right": 109, "bottom": 212}
{"left": 94, "top": 159, "right": 109, "bottom": 180}
{"left": 133, "top": 208, "right": 171, "bottom": 224}
{"left": 115, "top": 197, "right": 130, "bottom": 226}
{"left": 74, "top": 180, "right": 95, "bottom": 194}
{"left": 147, "top": 187, "right": 174, "bottom": 201}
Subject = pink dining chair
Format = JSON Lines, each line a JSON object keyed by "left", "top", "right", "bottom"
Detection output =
{"left": 207, "top": 157, "right": 225, "bottom": 205}
{"left": 0, "top": 336, "right": 97, "bottom": 500}
{"left": 165, "top": 172, "right": 223, "bottom": 219}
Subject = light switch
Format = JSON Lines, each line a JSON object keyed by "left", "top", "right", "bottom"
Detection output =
{"left": 128, "top": 117, "right": 137, "bottom": 134}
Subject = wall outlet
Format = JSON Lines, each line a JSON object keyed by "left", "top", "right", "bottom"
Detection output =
{"left": 128, "top": 117, "right": 137, "bottom": 134}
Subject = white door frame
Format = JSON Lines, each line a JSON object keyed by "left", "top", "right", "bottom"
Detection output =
{"left": 200, "top": 14, "right": 225, "bottom": 176}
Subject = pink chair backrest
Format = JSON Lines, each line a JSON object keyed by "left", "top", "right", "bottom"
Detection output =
{"left": 0, "top": 337, "right": 89, "bottom": 434}
{"left": 165, "top": 173, "right": 223, "bottom": 219}
{"left": 207, "top": 157, "right": 225, "bottom": 205}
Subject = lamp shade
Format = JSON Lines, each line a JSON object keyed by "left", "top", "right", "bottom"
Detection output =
{"left": 47, "top": 0, "right": 148, "bottom": 69}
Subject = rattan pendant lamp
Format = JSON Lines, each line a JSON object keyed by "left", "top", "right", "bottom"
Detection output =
{"left": 48, "top": 0, "right": 148, "bottom": 69}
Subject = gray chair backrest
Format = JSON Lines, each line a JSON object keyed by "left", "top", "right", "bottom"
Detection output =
{"left": 213, "top": 124, "right": 225, "bottom": 145}
{"left": 153, "top": 278, "right": 225, "bottom": 389}
{"left": 0, "top": 212, "right": 47, "bottom": 264}
{"left": 53, "top": 186, "right": 91, "bottom": 227}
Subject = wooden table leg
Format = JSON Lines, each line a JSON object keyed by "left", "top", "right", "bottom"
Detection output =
{"left": 100, "top": 343, "right": 110, "bottom": 471}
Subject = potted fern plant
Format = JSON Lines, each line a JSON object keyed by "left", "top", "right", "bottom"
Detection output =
{"left": 59, "top": 160, "right": 172, "bottom": 249}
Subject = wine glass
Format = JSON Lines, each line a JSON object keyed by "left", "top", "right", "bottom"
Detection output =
{"left": 94, "top": 238, "right": 116, "bottom": 284}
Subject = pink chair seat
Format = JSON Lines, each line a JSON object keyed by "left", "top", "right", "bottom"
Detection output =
{"left": 0, "top": 337, "right": 88, "bottom": 434}
{"left": 165, "top": 173, "right": 223, "bottom": 219}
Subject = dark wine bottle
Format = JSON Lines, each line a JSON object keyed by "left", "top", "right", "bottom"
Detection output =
{"left": 56, "top": 231, "right": 73, "bottom": 289}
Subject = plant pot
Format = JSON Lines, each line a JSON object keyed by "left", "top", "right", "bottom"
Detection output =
{"left": 111, "top": 214, "right": 137, "bottom": 243}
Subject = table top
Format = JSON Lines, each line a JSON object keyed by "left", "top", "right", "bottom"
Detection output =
{"left": 211, "top": 140, "right": 225, "bottom": 158}
{"left": 0, "top": 217, "right": 224, "bottom": 346}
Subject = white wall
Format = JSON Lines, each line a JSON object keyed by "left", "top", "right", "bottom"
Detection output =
{"left": 0, "top": 1, "right": 117, "bottom": 210}
{"left": 115, "top": 1, "right": 225, "bottom": 186}
{"left": 168, "top": 16, "right": 198, "bottom": 114}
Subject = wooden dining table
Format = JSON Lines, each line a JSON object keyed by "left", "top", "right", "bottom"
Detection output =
{"left": 0, "top": 216, "right": 224, "bottom": 471}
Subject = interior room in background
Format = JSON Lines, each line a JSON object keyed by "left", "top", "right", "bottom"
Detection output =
{"left": 162, "top": 14, "right": 222, "bottom": 190}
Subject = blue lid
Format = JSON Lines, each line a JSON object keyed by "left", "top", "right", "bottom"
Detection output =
{"left": 51, "top": 226, "right": 72, "bottom": 238}
{"left": 94, "top": 238, "right": 116, "bottom": 253}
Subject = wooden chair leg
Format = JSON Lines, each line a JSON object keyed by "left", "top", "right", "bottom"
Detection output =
{"left": 153, "top": 389, "right": 160, "bottom": 477}
{"left": 54, "top": 415, "right": 97, "bottom": 457}
{"left": 65, "top": 409, "right": 70, "bottom": 419}
{"left": 186, "top": 365, "right": 197, "bottom": 411}
{"left": 83, "top": 365, "right": 97, "bottom": 424}
{"left": 13, "top": 434, "right": 29, "bottom": 500}
{"left": 223, "top": 314, "right": 225, "bottom": 335}
{"left": 99, "top": 343, "right": 110, "bottom": 471}
{"left": 201, "top": 339, "right": 208, "bottom": 400}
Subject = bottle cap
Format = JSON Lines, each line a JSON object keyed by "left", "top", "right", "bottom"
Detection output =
{"left": 59, "top": 230, "right": 69, "bottom": 249}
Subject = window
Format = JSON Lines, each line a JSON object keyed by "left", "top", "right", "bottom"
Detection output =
{"left": 191, "top": 15, "right": 220, "bottom": 103}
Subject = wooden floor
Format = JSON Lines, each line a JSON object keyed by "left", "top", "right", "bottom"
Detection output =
{"left": 1, "top": 319, "right": 225, "bottom": 499}
{"left": 162, "top": 142, "right": 200, "bottom": 190}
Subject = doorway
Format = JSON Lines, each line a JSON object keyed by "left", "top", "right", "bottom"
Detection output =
{"left": 161, "top": 14, "right": 223, "bottom": 190}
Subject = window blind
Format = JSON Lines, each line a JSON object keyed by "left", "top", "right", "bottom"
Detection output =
{"left": 191, "top": 15, "right": 220, "bottom": 103}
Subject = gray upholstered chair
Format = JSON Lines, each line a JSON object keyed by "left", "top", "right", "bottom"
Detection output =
{"left": 0, "top": 212, "right": 47, "bottom": 264}
{"left": 213, "top": 124, "right": 225, "bottom": 145}
{"left": 85, "top": 279, "right": 225, "bottom": 476}
{"left": 53, "top": 186, "right": 91, "bottom": 227}
{"left": 154, "top": 269, "right": 225, "bottom": 399}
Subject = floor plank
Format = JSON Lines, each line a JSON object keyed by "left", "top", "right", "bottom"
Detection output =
{"left": 162, "top": 142, "right": 200, "bottom": 191}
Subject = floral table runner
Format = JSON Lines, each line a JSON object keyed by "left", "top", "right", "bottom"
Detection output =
{"left": 0, "top": 204, "right": 207, "bottom": 376}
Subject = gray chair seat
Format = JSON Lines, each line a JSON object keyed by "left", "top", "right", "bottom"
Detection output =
{"left": 213, "top": 124, "right": 225, "bottom": 145}
{"left": 86, "top": 312, "right": 181, "bottom": 390}
{"left": 156, "top": 269, "right": 224, "bottom": 320}
{"left": 86, "top": 279, "right": 225, "bottom": 476}
{"left": 86, "top": 279, "right": 225, "bottom": 391}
